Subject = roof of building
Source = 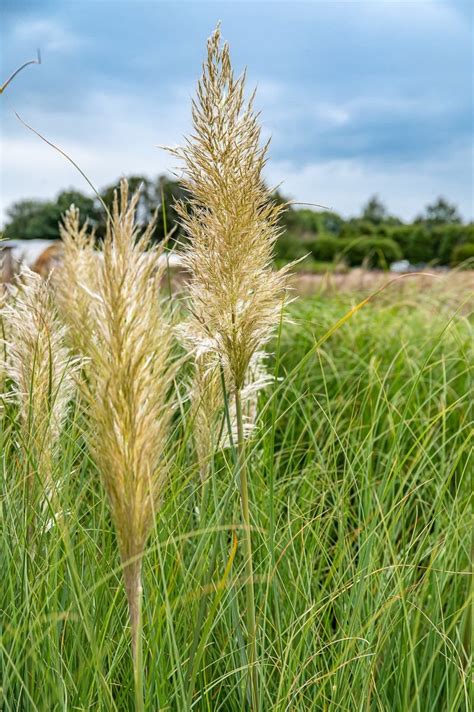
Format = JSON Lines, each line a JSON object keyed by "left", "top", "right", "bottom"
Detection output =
{"left": 0, "top": 240, "right": 59, "bottom": 266}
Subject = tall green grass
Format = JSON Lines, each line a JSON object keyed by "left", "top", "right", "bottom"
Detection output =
{"left": 1, "top": 288, "right": 471, "bottom": 711}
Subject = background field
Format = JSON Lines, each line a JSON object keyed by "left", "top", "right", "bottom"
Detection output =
{"left": 1, "top": 274, "right": 471, "bottom": 711}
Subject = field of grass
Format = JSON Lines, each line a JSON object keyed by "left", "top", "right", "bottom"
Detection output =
{"left": 1, "top": 23, "right": 472, "bottom": 712}
{"left": 1, "top": 283, "right": 471, "bottom": 711}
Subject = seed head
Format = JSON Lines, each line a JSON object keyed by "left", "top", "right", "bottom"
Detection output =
{"left": 78, "top": 180, "right": 176, "bottom": 582}
{"left": 55, "top": 205, "right": 98, "bottom": 356}
{"left": 1, "top": 268, "right": 80, "bottom": 481}
{"left": 168, "top": 26, "right": 291, "bottom": 393}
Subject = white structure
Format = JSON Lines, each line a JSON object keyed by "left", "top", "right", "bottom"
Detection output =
{"left": 0, "top": 240, "right": 58, "bottom": 269}
{"left": 390, "top": 260, "right": 412, "bottom": 273}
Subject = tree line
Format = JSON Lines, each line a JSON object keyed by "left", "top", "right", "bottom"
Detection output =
{"left": 2, "top": 175, "right": 186, "bottom": 245}
{"left": 2, "top": 174, "right": 473, "bottom": 268}
{"left": 276, "top": 194, "right": 473, "bottom": 268}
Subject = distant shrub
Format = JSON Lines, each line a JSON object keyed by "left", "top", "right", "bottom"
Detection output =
{"left": 305, "top": 235, "right": 403, "bottom": 268}
{"left": 390, "top": 226, "right": 443, "bottom": 264}
{"left": 298, "top": 209, "right": 321, "bottom": 234}
{"left": 318, "top": 211, "right": 344, "bottom": 236}
{"left": 451, "top": 242, "right": 474, "bottom": 267}
{"left": 406, "top": 227, "right": 437, "bottom": 264}
{"left": 341, "top": 219, "right": 376, "bottom": 239}
{"left": 391, "top": 224, "right": 474, "bottom": 266}
{"left": 308, "top": 235, "right": 340, "bottom": 262}
{"left": 389, "top": 226, "right": 412, "bottom": 256}
{"left": 337, "top": 237, "right": 402, "bottom": 268}
{"left": 280, "top": 209, "right": 345, "bottom": 240}
{"left": 275, "top": 231, "right": 310, "bottom": 261}
{"left": 309, "top": 260, "right": 348, "bottom": 274}
{"left": 275, "top": 257, "right": 348, "bottom": 274}
{"left": 259, "top": 217, "right": 474, "bottom": 269}
{"left": 437, "top": 224, "right": 474, "bottom": 265}
{"left": 358, "top": 220, "right": 377, "bottom": 236}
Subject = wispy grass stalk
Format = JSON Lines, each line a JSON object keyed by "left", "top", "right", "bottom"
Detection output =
{"left": 75, "top": 180, "right": 177, "bottom": 711}
{"left": 167, "top": 26, "right": 291, "bottom": 707}
{"left": 55, "top": 204, "right": 98, "bottom": 356}
{"left": 1, "top": 269, "right": 80, "bottom": 524}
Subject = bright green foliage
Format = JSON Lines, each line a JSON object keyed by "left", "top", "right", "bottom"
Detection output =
{"left": 1, "top": 289, "right": 471, "bottom": 711}
{"left": 317, "top": 210, "right": 344, "bottom": 235}
{"left": 386, "top": 224, "right": 473, "bottom": 265}
{"left": 404, "top": 226, "right": 437, "bottom": 264}
{"left": 273, "top": 195, "right": 470, "bottom": 268}
{"left": 97, "top": 175, "right": 186, "bottom": 243}
{"left": 337, "top": 236, "right": 402, "bottom": 268}
{"left": 2, "top": 176, "right": 185, "bottom": 244}
{"left": 308, "top": 235, "right": 340, "bottom": 262}
{"left": 439, "top": 224, "right": 474, "bottom": 265}
{"left": 3, "top": 183, "right": 471, "bottom": 267}
{"left": 3, "top": 192, "right": 98, "bottom": 241}
{"left": 306, "top": 235, "right": 402, "bottom": 267}
{"left": 342, "top": 219, "right": 377, "bottom": 238}
{"left": 275, "top": 231, "right": 309, "bottom": 262}
{"left": 451, "top": 242, "right": 474, "bottom": 266}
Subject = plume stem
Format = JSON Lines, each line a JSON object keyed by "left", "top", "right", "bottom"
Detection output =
{"left": 235, "top": 387, "right": 258, "bottom": 709}
{"left": 124, "top": 558, "right": 144, "bottom": 712}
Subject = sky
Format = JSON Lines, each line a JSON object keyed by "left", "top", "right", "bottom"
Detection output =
{"left": 0, "top": 0, "right": 473, "bottom": 224}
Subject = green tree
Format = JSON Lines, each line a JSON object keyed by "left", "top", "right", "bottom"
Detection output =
{"left": 3, "top": 174, "right": 188, "bottom": 245}
{"left": 3, "top": 200, "right": 45, "bottom": 240}
{"left": 318, "top": 210, "right": 344, "bottom": 236}
{"left": 3, "top": 191, "right": 98, "bottom": 241}
{"left": 309, "top": 235, "right": 340, "bottom": 262}
{"left": 361, "top": 195, "right": 387, "bottom": 224}
{"left": 154, "top": 175, "right": 188, "bottom": 243}
{"left": 451, "top": 242, "right": 474, "bottom": 266}
{"left": 437, "top": 224, "right": 474, "bottom": 264}
{"left": 100, "top": 175, "right": 154, "bottom": 223}
{"left": 416, "top": 197, "right": 462, "bottom": 226}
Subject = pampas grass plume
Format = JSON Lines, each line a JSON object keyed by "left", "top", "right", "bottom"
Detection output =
{"left": 1, "top": 269, "right": 80, "bottom": 498}
{"left": 168, "top": 26, "right": 290, "bottom": 393}
{"left": 77, "top": 180, "right": 176, "bottom": 710}
{"left": 168, "top": 26, "right": 291, "bottom": 707}
{"left": 55, "top": 205, "right": 98, "bottom": 355}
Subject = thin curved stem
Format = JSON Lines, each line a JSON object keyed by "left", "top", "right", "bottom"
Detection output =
{"left": 124, "top": 559, "right": 144, "bottom": 712}
{"left": 235, "top": 388, "right": 258, "bottom": 710}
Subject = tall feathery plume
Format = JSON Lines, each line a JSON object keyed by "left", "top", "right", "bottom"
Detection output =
{"left": 55, "top": 205, "right": 98, "bottom": 355}
{"left": 78, "top": 180, "right": 176, "bottom": 712}
{"left": 167, "top": 26, "right": 291, "bottom": 707}
{"left": 1, "top": 269, "right": 80, "bottom": 513}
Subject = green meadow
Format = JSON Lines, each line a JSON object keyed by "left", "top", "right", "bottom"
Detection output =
{"left": 2, "top": 282, "right": 471, "bottom": 711}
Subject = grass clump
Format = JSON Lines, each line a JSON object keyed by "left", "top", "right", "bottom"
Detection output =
{"left": 1, "top": 286, "right": 471, "bottom": 711}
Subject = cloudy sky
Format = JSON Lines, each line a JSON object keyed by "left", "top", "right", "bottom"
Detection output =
{"left": 1, "top": 0, "right": 472, "bottom": 224}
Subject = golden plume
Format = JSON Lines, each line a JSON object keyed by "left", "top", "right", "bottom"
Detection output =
{"left": 1, "top": 269, "right": 80, "bottom": 499}
{"left": 77, "top": 180, "right": 176, "bottom": 710}
{"left": 55, "top": 205, "right": 98, "bottom": 355}
{"left": 167, "top": 26, "right": 291, "bottom": 707}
